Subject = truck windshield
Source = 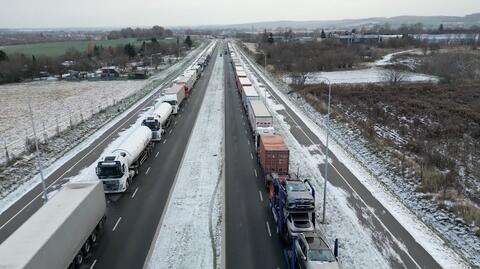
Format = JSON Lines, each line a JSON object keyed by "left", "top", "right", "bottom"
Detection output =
{"left": 287, "top": 182, "right": 308, "bottom": 192}
{"left": 165, "top": 100, "right": 177, "bottom": 106}
{"left": 308, "top": 249, "right": 336, "bottom": 262}
{"left": 97, "top": 163, "right": 123, "bottom": 178}
{"left": 143, "top": 119, "right": 160, "bottom": 131}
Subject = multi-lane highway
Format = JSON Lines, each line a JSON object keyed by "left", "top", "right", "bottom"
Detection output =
{"left": 224, "top": 47, "right": 287, "bottom": 269}
{"left": 0, "top": 40, "right": 454, "bottom": 269}
{"left": 234, "top": 43, "right": 444, "bottom": 269}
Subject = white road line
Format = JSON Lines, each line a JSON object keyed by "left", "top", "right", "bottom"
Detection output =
{"left": 163, "top": 139, "right": 167, "bottom": 144}
{"left": 250, "top": 153, "right": 253, "bottom": 159}
{"left": 112, "top": 217, "right": 122, "bottom": 232}
{"left": 155, "top": 152, "right": 159, "bottom": 158}
{"left": 169, "top": 129, "right": 172, "bottom": 134}
{"left": 89, "top": 259, "right": 97, "bottom": 269}
{"left": 254, "top": 169, "right": 257, "bottom": 177}
{"left": 174, "top": 121, "right": 177, "bottom": 126}
{"left": 238, "top": 45, "right": 423, "bottom": 269}
{"left": 258, "top": 190, "right": 263, "bottom": 201}
{"left": 131, "top": 187, "right": 139, "bottom": 199}
{"left": 0, "top": 89, "right": 161, "bottom": 231}
{"left": 266, "top": 221, "right": 272, "bottom": 237}
{"left": 145, "top": 167, "right": 151, "bottom": 175}
{"left": 247, "top": 140, "right": 250, "bottom": 145}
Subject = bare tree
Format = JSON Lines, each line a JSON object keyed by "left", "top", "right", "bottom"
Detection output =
{"left": 381, "top": 68, "right": 406, "bottom": 86}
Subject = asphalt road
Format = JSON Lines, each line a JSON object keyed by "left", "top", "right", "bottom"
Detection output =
{"left": 0, "top": 43, "right": 210, "bottom": 243}
{"left": 86, "top": 44, "right": 218, "bottom": 269}
{"left": 235, "top": 44, "right": 443, "bottom": 269}
{"left": 223, "top": 45, "right": 287, "bottom": 269}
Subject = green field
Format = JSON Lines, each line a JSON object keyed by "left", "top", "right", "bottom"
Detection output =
{"left": 0, "top": 38, "right": 146, "bottom": 57}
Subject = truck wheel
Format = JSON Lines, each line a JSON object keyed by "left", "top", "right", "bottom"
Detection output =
{"left": 91, "top": 232, "right": 97, "bottom": 244}
{"left": 83, "top": 240, "right": 91, "bottom": 253}
{"left": 74, "top": 252, "right": 84, "bottom": 266}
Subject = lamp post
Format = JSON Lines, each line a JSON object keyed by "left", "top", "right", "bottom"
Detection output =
{"left": 27, "top": 98, "right": 48, "bottom": 204}
{"left": 319, "top": 77, "right": 332, "bottom": 224}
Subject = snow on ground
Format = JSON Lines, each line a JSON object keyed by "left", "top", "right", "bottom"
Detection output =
{"left": 146, "top": 51, "right": 224, "bottom": 269}
{"left": 0, "top": 43, "right": 212, "bottom": 214}
{"left": 235, "top": 44, "right": 470, "bottom": 268}
{"left": 0, "top": 79, "right": 149, "bottom": 163}
{"left": 282, "top": 50, "right": 438, "bottom": 85}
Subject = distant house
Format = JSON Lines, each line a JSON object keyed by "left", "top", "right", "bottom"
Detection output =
{"left": 101, "top": 66, "right": 120, "bottom": 77}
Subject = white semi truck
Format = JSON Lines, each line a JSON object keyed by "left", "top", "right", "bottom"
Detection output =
{"left": 96, "top": 126, "right": 153, "bottom": 193}
{"left": 142, "top": 102, "right": 173, "bottom": 141}
{"left": 0, "top": 181, "right": 107, "bottom": 269}
{"left": 162, "top": 84, "right": 186, "bottom": 114}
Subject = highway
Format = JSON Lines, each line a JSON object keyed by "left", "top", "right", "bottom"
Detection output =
{"left": 87, "top": 44, "right": 218, "bottom": 269}
{"left": 235, "top": 43, "right": 443, "bottom": 269}
{"left": 223, "top": 46, "right": 287, "bottom": 269}
{"left": 0, "top": 44, "right": 211, "bottom": 242}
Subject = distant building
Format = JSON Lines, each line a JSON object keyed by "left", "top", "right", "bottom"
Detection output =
{"left": 101, "top": 66, "right": 120, "bottom": 77}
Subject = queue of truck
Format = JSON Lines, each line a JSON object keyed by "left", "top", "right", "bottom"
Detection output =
{"left": 228, "top": 42, "right": 340, "bottom": 269}
{"left": 0, "top": 42, "right": 217, "bottom": 269}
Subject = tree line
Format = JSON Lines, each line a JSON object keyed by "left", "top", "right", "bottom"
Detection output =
{"left": 0, "top": 34, "right": 195, "bottom": 84}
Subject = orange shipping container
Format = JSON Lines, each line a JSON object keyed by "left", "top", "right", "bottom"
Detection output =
{"left": 259, "top": 134, "right": 289, "bottom": 175}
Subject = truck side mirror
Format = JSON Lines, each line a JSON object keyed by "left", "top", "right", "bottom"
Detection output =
{"left": 334, "top": 238, "right": 339, "bottom": 259}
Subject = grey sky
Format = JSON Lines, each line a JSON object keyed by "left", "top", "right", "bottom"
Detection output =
{"left": 0, "top": 0, "right": 479, "bottom": 28}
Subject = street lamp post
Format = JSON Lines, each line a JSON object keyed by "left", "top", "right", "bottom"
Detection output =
{"left": 320, "top": 77, "right": 332, "bottom": 224}
{"left": 27, "top": 98, "right": 48, "bottom": 204}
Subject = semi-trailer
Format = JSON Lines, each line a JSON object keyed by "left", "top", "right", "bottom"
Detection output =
{"left": 247, "top": 99, "right": 274, "bottom": 140}
{"left": 96, "top": 126, "right": 153, "bottom": 193}
{"left": 0, "top": 181, "right": 107, "bottom": 269}
{"left": 162, "top": 84, "right": 186, "bottom": 114}
{"left": 175, "top": 72, "right": 196, "bottom": 97}
{"left": 241, "top": 85, "right": 260, "bottom": 111}
{"left": 142, "top": 102, "right": 173, "bottom": 141}
{"left": 231, "top": 41, "right": 341, "bottom": 269}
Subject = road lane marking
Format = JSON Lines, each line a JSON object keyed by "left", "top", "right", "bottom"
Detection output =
{"left": 259, "top": 190, "right": 263, "bottom": 201}
{"left": 238, "top": 46, "right": 423, "bottom": 269}
{"left": 163, "top": 139, "right": 167, "bottom": 144}
{"left": 131, "top": 187, "right": 139, "bottom": 199}
{"left": 250, "top": 153, "right": 253, "bottom": 159}
{"left": 174, "top": 121, "right": 177, "bottom": 126}
{"left": 155, "top": 152, "right": 159, "bottom": 158}
{"left": 266, "top": 221, "right": 272, "bottom": 237}
{"left": 0, "top": 76, "right": 175, "bottom": 231}
{"left": 145, "top": 167, "right": 151, "bottom": 175}
{"left": 112, "top": 217, "right": 122, "bottom": 232}
{"left": 254, "top": 169, "right": 257, "bottom": 177}
{"left": 247, "top": 140, "right": 250, "bottom": 145}
{"left": 89, "top": 259, "right": 97, "bottom": 269}
{"left": 169, "top": 129, "right": 172, "bottom": 134}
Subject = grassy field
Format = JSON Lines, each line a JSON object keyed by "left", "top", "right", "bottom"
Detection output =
{"left": 0, "top": 38, "right": 146, "bottom": 57}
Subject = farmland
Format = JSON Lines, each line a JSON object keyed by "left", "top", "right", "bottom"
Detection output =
{"left": 0, "top": 38, "right": 163, "bottom": 57}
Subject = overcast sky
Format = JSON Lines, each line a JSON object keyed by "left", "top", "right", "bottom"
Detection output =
{"left": 1, "top": 0, "right": 479, "bottom": 28}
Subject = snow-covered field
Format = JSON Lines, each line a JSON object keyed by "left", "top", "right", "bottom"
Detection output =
{"left": 0, "top": 42, "right": 212, "bottom": 214}
{"left": 282, "top": 50, "right": 438, "bottom": 85}
{"left": 235, "top": 44, "right": 471, "bottom": 268}
{"left": 0, "top": 79, "right": 149, "bottom": 163}
{"left": 146, "top": 51, "right": 224, "bottom": 269}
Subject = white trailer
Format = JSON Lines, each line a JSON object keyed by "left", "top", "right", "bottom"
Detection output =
{"left": 241, "top": 85, "right": 260, "bottom": 110}
{"left": 142, "top": 102, "right": 173, "bottom": 141}
{"left": 96, "top": 126, "right": 153, "bottom": 193}
{"left": 0, "top": 181, "right": 107, "bottom": 269}
{"left": 163, "top": 84, "right": 186, "bottom": 114}
{"left": 248, "top": 99, "right": 273, "bottom": 135}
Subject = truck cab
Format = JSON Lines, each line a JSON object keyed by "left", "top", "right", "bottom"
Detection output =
{"left": 142, "top": 117, "right": 162, "bottom": 141}
{"left": 296, "top": 233, "right": 340, "bottom": 269}
{"left": 96, "top": 155, "right": 130, "bottom": 193}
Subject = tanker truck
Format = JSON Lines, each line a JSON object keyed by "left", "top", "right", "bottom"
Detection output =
{"left": 142, "top": 102, "right": 173, "bottom": 141}
{"left": 96, "top": 126, "right": 153, "bottom": 193}
{"left": 0, "top": 181, "right": 107, "bottom": 269}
